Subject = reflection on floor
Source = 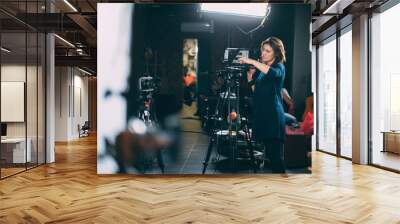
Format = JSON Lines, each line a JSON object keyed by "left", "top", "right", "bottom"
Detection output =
{"left": 372, "top": 150, "right": 400, "bottom": 171}
{"left": 340, "top": 147, "right": 352, "bottom": 159}
{"left": 142, "top": 102, "right": 310, "bottom": 174}
{"left": 0, "top": 167, "right": 26, "bottom": 178}
{"left": 0, "top": 163, "right": 42, "bottom": 178}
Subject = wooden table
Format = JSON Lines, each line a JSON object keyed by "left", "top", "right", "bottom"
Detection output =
{"left": 381, "top": 131, "right": 400, "bottom": 154}
{"left": 1, "top": 138, "right": 31, "bottom": 163}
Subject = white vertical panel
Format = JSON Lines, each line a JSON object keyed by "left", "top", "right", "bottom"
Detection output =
{"left": 97, "top": 3, "right": 133, "bottom": 174}
{"left": 1, "top": 82, "right": 25, "bottom": 122}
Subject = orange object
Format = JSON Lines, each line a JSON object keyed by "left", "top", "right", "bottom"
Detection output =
{"left": 230, "top": 111, "right": 238, "bottom": 121}
{"left": 183, "top": 74, "right": 196, "bottom": 87}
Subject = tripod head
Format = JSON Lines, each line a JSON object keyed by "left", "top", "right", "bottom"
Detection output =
{"left": 216, "top": 66, "right": 245, "bottom": 83}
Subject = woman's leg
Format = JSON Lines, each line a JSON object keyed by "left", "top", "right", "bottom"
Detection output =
{"left": 269, "top": 140, "right": 286, "bottom": 173}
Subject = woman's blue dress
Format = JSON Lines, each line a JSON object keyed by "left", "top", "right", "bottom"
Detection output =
{"left": 252, "top": 62, "right": 286, "bottom": 142}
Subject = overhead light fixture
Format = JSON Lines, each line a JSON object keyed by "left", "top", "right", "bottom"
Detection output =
{"left": 63, "top": 0, "right": 78, "bottom": 12}
{"left": 1, "top": 47, "right": 11, "bottom": 53}
{"left": 75, "top": 42, "right": 84, "bottom": 47}
{"left": 322, "top": 0, "right": 343, "bottom": 14}
{"left": 54, "top": 34, "right": 75, "bottom": 48}
{"left": 78, "top": 67, "right": 93, "bottom": 76}
{"left": 200, "top": 3, "right": 269, "bottom": 18}
{"left": 76, "top": 48, "right": 88, "bottom": 56}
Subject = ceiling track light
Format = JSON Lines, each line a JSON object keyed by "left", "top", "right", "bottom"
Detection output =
{"left": 1, "top": 47, "right": 11, "bottom": 53}
{"left": 63, "top": 0, "right": 78, "bottom": 12}
{"left": 54, "top": 34, "right": 75, "bottom": 48}
{"left": 78, "top": 67, "right": 93, "bottom": 76}
{"left": 322, "top": 0, "right": 343, "bottom": 15}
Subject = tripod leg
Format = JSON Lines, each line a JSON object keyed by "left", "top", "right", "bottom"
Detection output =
{"left": 203, "top": 91, "right": 225, "bottom": 174}
{"left": 202, "top": 135, "right": 215, "bottom": 174}
{"left": 157, "top": 150, "right": 165, "bottom": 174}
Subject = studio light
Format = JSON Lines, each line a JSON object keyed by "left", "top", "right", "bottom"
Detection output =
{"left": 1, "top": 47, "right": 11, "bottom": 53}
{"left": 200, "top": 3, "right": 268, "bottom": 18}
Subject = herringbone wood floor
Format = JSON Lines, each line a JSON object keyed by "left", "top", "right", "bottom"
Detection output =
{"left": 1, "top": 134, "right": 400, "bottom": 223}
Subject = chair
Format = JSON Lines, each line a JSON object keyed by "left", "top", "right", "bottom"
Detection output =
{"left": 79, "top": 121, "right": 90, "bottom": 138}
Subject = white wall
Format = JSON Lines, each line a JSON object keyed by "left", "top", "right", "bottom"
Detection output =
{"left": 1, "top": 66, "right": 26, "bottom": 138}
{"left": 73, "top": 73, "right": 89, "bottom": 137}
{"left": 55, "top": 66, "right": 89, "bottom": 141}
{"left": 1, "top": 63, "right": 45, "bottom": 164}
{"left": 55, "top": 66, "right": 69, "bottom": 141}
{"left": 1, "top": 64, "right": 27, "bottom": 143}
{"left": 1, "top": 65, "right": 40, "bottom": 138}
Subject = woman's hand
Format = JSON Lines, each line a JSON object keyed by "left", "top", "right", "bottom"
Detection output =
{"left": 239, "top": 57, "right": 271, "bottom": 74}
{"left": 238, "top": 57, "right": 254, "bottom": 65}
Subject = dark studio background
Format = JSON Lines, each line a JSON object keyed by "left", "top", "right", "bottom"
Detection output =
{"left": 129, "top": 3, "right": 311, "bottom": 121}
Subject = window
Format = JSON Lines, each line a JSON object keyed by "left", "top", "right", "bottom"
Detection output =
{"left": 317, "top": 36, "right": 337, "bottom": 154}
{"left": 370, "top": 2, "right": 400, "bottom": 171}
{"left": 339, "top": 28, "right": 352, "bottom": 158}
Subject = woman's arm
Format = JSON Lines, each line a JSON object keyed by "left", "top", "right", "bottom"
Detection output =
{"left": 238, "top": 58, "right": 270, "bottom": 74}
{"left": 281, "top": 89, "right": 294, "bottom": 114}
{"left": 239, "top": 57, "right": 283, "bottom": 78}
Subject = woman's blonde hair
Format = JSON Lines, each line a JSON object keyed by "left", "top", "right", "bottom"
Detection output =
{"left": 261, "top": 37, "right": 286, "bottom": 63}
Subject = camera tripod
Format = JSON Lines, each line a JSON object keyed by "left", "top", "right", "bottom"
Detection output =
{"left": 202, "top": 69, "right": 259, "bottom": 174}
{"left": 136, "top": 94, "right": 165, "bottom": 174}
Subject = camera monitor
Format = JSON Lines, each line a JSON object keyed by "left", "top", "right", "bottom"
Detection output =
{"left": 138, "top": 76, "right": 155, "bottom": 93}
{"left": 223, "top": 48, "right": 249, "bottom": 65}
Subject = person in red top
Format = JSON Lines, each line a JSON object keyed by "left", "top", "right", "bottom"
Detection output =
{"left": 183, "top": 67, "right": 196, "bottom": 106}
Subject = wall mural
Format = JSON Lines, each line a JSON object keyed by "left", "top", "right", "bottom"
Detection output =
{"left": 97, "top": 3, "right": 312, "bottom": 175}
